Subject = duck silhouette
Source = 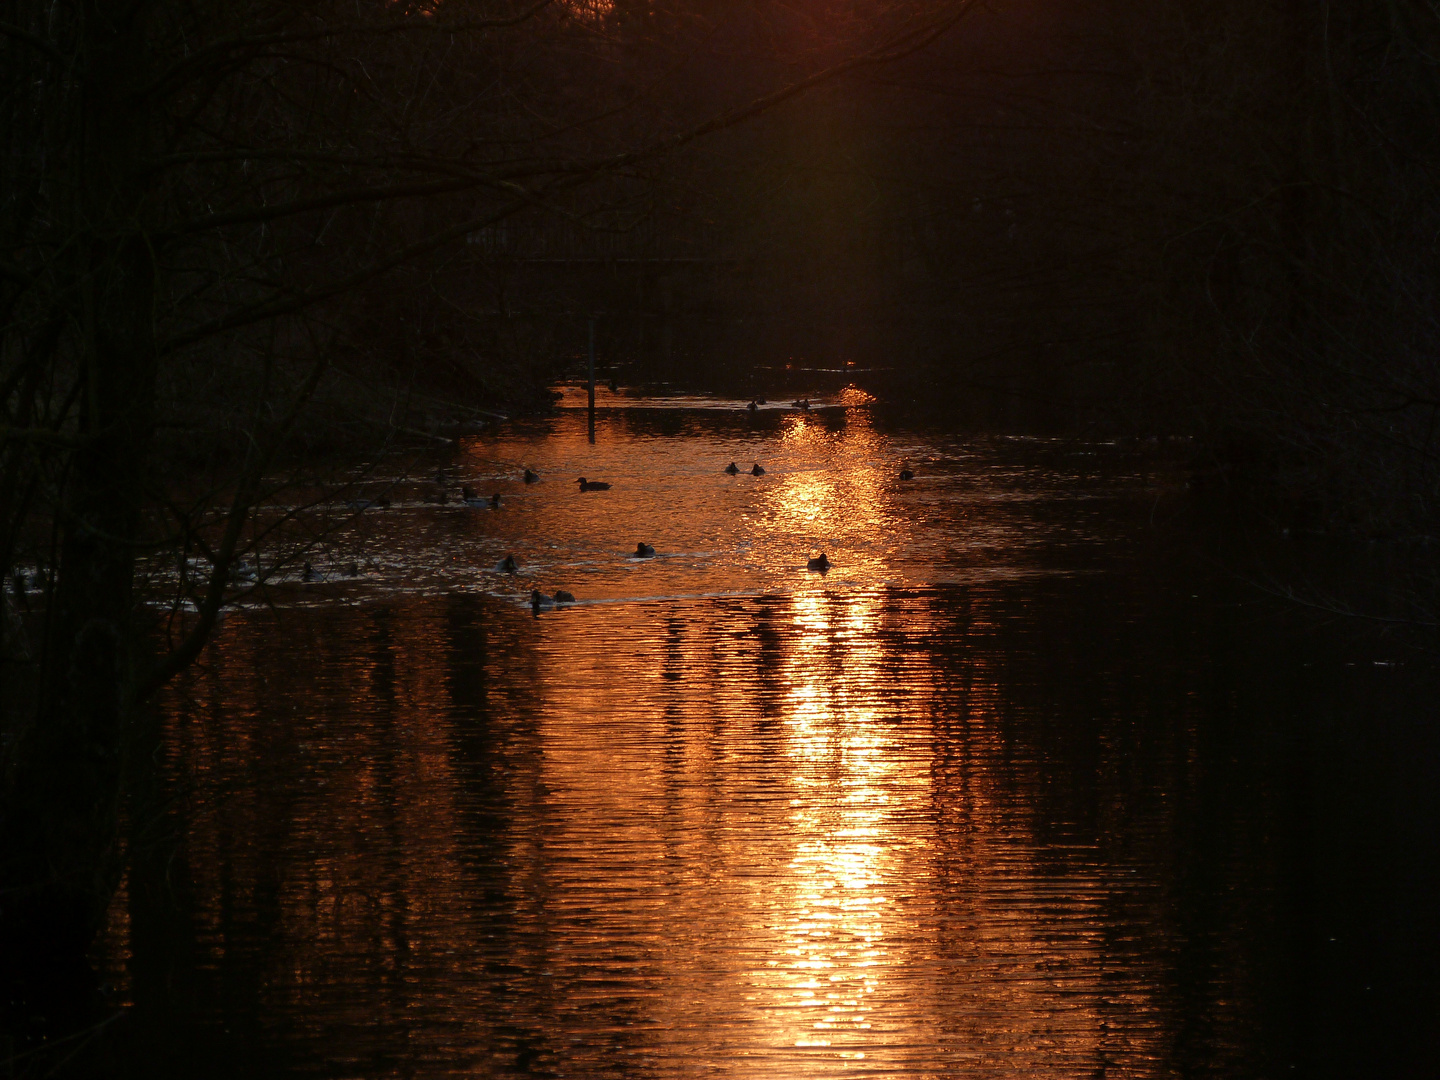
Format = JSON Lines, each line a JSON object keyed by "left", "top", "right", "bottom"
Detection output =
{"left": 577, "top": 477, "right": 611, "bottom": 491}
{"left": 751, "top": 463, "right": 765, "bottom": 476}
{"left": 634, "top": 542, "right": 655, "bottom": 558}
{"left": 523, "top": 468, "right": 539, "bottom": 484}
{"left": 747, "top": 400, "right": 758, "bottom": 412}
{"left": 724, "top": 461, "right": 740, "bottom": 475}
{"left": 302, "top": 561, "right": 321, "bottom": 582}
{"left": 535, "top": 588, "right": 577, "bottom": 610}
{"left": 806, "top": 552, "right": 830, "bottom": 572}
{"left": 899, "top": 467, "right": 915, "bottom": 481}
{"left": 497, "top": 554, "right": 518, "bottom": 574}
{"left": 461, "top": 485, "right": 488, "bottom": 507}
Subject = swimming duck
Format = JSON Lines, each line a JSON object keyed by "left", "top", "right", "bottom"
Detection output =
{"left": 899, "top": 467, "right": 915, "bottom": 481}
{"left": 806, "top": 553, "right": 830, "bottom": 572}
{"left": 461, "top": 485, "right": 488, "bottom": 507}
{"left": 751, "top": 463, "right": 765, "bottom": 476}
{"left": 725, "top": 461, "right": 740, "bottom": 475}
{"left": 531, "top": 589, "right": 555, "bottom": 609}
{"left": 793, "top": 398, "right": 810, "bottom": 411}
{"left": 635, "top": 542, "right": 655, "bottom": 558}
{"left": 344, "top": 562, "right": 360, "bottom": 577}
{"left": 497, "top": 554, "right": 518, "bottom": 574}
{"left": 302, "top": 561, "right": 321, "bottom": 582}
{"left": 554, "top": 590, "right": 576, "bottom": 603}
{"left": 577, "top": 477, "right": 611, "bottom": 491}
{"left": 523, "top": 468, "right": 539, "bottom": 484}
{"left": 747, "top": 400, "right": 758, "bottom": 412}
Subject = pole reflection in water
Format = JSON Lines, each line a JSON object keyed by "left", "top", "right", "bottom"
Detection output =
{"left": 94, "top": 399, "right": 1429, "bottom": 1078}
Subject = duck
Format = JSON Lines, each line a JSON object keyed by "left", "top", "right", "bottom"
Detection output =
{"left": 343, "top": 562, "right": 360, "bottom": 577}
{"left": 461, "top": 485, "right": 488, "bottom": 507}
{"left": 746, "top": 400, "right": 758, "bottom": 412}
{"left": 523, "top": 468, "right": 539, "bottom": 484}
{"left": 577, "top": 477, "right": 611, "bottom": 491}
{"left": 899, "top": 467, "right": 915, "bottom": 481}
{"left": 751, "top": 463, "right": 765, "bottom": 476}
{"left": 793, "top": 398, "right": 810, "bottom": 411}
{"left": 302, "top": 561, "right": 322, "bottom": 582}
{"left": 724, "top": 461, "right": 740, "bottom": 475}
{"left": 634, "top": 542, "right": 655, "bottom": 558}
{"left": 806, "top": 552, "right": 830, "bottom": 572}
{"left": 554, "top": 589, "right": 576, "bottom": 603}
{"left": 497, "top": 554, "right": 518, "bottom": 574}
{"left": 531, "top": 589, "right": 555, "bottom": 609}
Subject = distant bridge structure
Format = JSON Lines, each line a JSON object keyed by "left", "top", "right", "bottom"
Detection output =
{"left": 460, "top": 212, "right": 747, "bottom": 366}
{"left": 465, "top": 213, "right": 738, "bottom": 267}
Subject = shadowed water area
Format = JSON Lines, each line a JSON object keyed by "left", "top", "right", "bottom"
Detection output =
{"left": 89, "top": 392, "right": 1438, "bottom": 1078}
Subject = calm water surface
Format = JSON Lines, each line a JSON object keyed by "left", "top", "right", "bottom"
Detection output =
{"left": 99, "top": 392, "right": 1439, "bottom": 1078}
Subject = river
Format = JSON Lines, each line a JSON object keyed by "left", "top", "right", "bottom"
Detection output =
{"left": 93, "top": 389, "right": 1439, "bottom": 1078}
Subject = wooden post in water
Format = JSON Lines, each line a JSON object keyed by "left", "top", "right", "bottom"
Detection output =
{"left": 587, "top": 317, "right": 596, "bottom": 444}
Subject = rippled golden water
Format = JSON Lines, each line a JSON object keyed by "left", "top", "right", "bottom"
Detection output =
{"left": 102, "top": 397, "right": 1310, "bottom": 1077}
{"left": 229, "top": 391, "right": 1150, "bottom": 606}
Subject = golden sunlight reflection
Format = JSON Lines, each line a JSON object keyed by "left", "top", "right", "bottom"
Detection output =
{"left": 767, "top": 411, "right": 897, "bottom": 579}
{"left": 104, "top": 405, "right": 1275, "bottom": 1078}
{"left": 750, "top": 591, "right": 924, "bottom": 1059}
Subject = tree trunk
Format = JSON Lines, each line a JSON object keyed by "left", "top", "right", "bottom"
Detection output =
{"left": 1, "top": 0, "right": 157, "bottom": 968}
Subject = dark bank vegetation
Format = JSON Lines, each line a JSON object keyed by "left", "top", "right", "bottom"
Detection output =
{"left": 643, "top": 0, "right": 1440, "bottom": 614}
{"left": 2, "top": 0, "right": 1438, "bottom": 1052}
{"left": 701, "top": 1, "right": 1440, "bottom": 541}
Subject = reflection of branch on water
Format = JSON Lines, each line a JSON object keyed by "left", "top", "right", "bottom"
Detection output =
{"left": 1, "top": 1009, "right": 126, "bottom": 1077}
{"left": 1240, "top": 568, "right": 1440, "bottom": 631}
